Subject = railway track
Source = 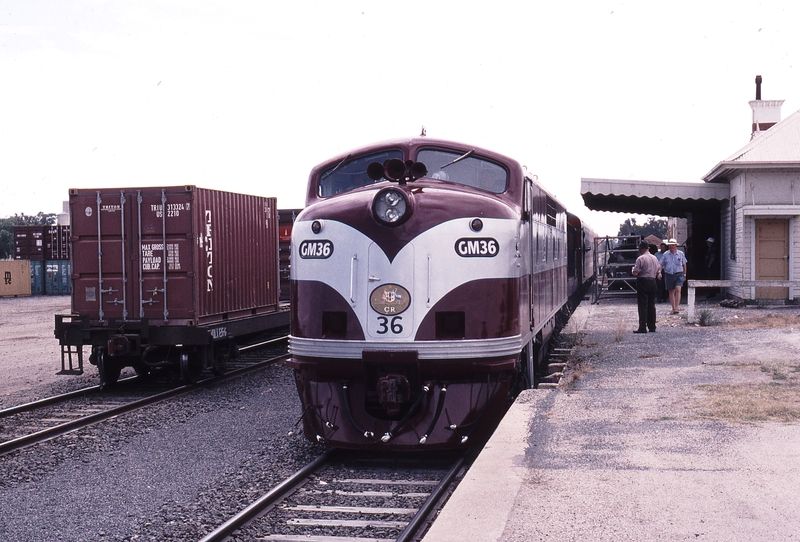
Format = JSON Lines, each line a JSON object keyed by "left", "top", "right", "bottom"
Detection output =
{"left": 200, "top": 448, "right": 471, "bottom": 542}
{"left": 0, "top": 335, "right": 289, "bottom": 457}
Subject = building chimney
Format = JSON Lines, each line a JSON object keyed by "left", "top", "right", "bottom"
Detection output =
{"left": 749, "top": 75, "right": 784, "bottom": 139}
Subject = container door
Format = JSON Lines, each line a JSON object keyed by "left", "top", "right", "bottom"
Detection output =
{"left": 71, "top": 189, "right": 195, "bottom": 321}
{"left": 71, "top": 191, "right": 133, "bottom": 320}
{"left": 133, "top": 189, "right": 195, "bottom": 322}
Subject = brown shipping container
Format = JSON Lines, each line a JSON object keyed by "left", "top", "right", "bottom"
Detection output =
{"left": 45, "top": 225, "right": 71, "bottom": 260}
{"left": 0, "top": 260, "right": 32, "bottom": 297}
{"left": 69, "top": 186, "right": 279, "bottom": 325}
{"left": 14, "top": 226, "right": 45, "bottom": 260}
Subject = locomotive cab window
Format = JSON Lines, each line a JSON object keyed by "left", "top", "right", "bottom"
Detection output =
{"left": 417, "top": 149, "right": 508, "bottom": 194}
{"left": 318, "top": 149, "right": 403, "bottom": 197}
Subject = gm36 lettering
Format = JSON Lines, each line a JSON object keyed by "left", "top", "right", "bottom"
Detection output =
{"left": 455, "top": 237, "right": 499, "bottom": 257}
{"left": 299, "top": 240, "right": 334, "bottom": 259}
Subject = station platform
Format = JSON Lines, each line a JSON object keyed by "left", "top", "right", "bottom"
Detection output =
{"left": 423, "top": 297, "right": 800, "bottom": 541}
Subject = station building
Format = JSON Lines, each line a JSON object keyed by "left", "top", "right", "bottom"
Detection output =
{"left": 582, "top": 77, "right": 800, "bottom": 303}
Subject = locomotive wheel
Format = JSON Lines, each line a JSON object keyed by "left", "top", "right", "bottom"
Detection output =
{"left": 180, "top": 351, "right": 203, "bottom": 384}
{"left": 97, "top": 348, "right": 121, "bottom": 388}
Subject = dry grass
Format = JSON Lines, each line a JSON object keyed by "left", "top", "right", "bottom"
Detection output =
{"left": 691, "top": 360, "right": 800, "bottom": 422}
{"left": 559, "top": 356, "right": 593, "bottom": 387}
{"left": 720, "top": 312, "right": 800, "bottom": 330}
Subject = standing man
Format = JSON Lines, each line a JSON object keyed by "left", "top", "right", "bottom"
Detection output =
{"left": 661, "top": 238, "right": 688, "bottom": 314}
{"left": 631, "top": 240, "right": 661, "bottom": 333}
{"left": 655, "top": 241, "right": 668, "bottom": 302}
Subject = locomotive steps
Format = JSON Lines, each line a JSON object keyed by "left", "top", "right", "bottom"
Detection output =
{"left": 537, "top": 349, "right": 573, "bottom": 388}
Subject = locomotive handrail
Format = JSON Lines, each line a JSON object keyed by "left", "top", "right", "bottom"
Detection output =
{"left": 427, "top": 254, "right": 432, "bottom": 306}
{"left": 349, "top": 254, "right": 357, "bottom": 304}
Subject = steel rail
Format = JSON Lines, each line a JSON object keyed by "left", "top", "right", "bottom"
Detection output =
{"left": 238, "top": 334, "right": 289, "bottom": 352}
{"left": 0, "top": 353, "right": 288, "bottom": 457}
{"left": 0, "top": 376, "right": 137, "bottom": 418}
{"left": 198, "top": 449, "right": 335, "bottom": 542}
{"left": 0, "top": 335, "right": 287, "bottom": 419}
{"left": 395, "top": 452, "right": 469, "bottom": 542}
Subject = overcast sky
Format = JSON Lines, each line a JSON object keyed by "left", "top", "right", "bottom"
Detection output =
{"left": 2, "top": 1, "right": 798, "bottom": 235}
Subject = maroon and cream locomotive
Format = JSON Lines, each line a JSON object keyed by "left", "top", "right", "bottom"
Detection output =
{"left": 288, "top": 138, "right": 594, "bottom": 450}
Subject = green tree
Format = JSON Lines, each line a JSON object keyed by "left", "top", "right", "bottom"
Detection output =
{"left": 0, "top": 228, "right": 12, "bottom": 259}
{"left": 617, "top": 217, "right": 667, "bottom": 239}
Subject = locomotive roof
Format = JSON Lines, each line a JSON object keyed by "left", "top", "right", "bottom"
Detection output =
{"left": 311, "top": 137, "right": 524, "bottom": 173}
{"left": 305, "top": 137, "right": 532, "bottom": 208}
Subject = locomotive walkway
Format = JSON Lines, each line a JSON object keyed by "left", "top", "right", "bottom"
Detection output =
{"left": 424, "top": 297, "right": 800, "bottom": 541}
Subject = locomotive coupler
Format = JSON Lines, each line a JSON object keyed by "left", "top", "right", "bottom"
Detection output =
{"left": 377, "top": 374, "right": 410, "bottom": 416}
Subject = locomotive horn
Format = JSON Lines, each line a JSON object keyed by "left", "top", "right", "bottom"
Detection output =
{"left": 384, "top": 158, "right": 407, "bottom": 181}
{"left": 410, "top": 161, "right": 428, "bottom": 180}
{"left": 366, "top": 161, "right": 385, "bottom": 181}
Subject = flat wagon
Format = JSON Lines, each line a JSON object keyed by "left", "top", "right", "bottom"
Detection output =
{"left": 54, "top": 185, "right": 288, "bottom": 385}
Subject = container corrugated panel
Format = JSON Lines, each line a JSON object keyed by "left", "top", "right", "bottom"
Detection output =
{"left": 69, "top": 186, "right": 279, "bottom": 325}
{"left": 44, "top": 225, "right": 71, "bottom": 260}
{"left": 30, "top": 260, "right": 45, "bottom": 295}
{"left": 0, "top": 260, "right": 32, "bottom": 297}
{"left": 45, "top": 260, "right": 71, "bottom": 295}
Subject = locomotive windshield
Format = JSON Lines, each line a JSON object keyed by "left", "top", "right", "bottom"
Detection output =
{"left": 318, "top": 149, "right": 403, "bottom": 197}
{"left": 417, "top": 149, "right": 508, "bottom": 194}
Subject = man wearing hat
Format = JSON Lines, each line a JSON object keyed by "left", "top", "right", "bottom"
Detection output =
{"left": 631, "top": 240, "right": 661, "bottom": 333}
{"left": 661, "top": 239, "right": 688, "bottom": 314}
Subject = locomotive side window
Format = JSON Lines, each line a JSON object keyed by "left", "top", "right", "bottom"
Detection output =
{"left": 318, "top": 149, "right": 403, "bottom": 197}
{"left": 417, "top": 149, "right": 508, "bottom": 194}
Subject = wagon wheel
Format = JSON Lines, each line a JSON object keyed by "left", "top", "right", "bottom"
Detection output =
{"left": 97, "top": 348, "right": 121, "bottom": 388}
{"left": 180, "top": 351, "right": 203, "bottom": 384}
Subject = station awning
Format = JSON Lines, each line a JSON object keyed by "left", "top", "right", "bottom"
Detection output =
{"left": 581, "top": 178, "right": 730, "bottom": 217}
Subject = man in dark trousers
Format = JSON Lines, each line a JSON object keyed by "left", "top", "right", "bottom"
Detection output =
{"left": 631, "top": 240, "right": 661, "bottom": 333}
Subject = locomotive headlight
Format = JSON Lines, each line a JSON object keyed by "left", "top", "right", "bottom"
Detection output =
{"left": 373, "top": 188, "right": 410, "bottom": 226}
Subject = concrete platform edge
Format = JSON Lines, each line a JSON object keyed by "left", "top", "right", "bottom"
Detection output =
{"left": 422, "top": 388, "right": 544, "bottom": 542}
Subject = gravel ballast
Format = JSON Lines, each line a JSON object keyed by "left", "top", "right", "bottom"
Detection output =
{"left": 0, "top": 296, "right": 324, "bottom": 541}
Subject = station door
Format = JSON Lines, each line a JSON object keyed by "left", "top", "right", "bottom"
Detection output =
{"left": 755, "top": 219, "right": 789, "bottom": 300}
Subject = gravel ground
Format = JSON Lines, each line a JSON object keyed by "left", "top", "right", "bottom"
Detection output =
{"left": 0, "top": 295, "right": 100, "bottom": 405}
{"left": 0, "top": 296, "right": 325, "bottom": 541}
{"left": 427, "top": 295, "right": 800, "bottom": 541}
{"left": 5, "top": 295, "right": 800, "bottom": 541}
